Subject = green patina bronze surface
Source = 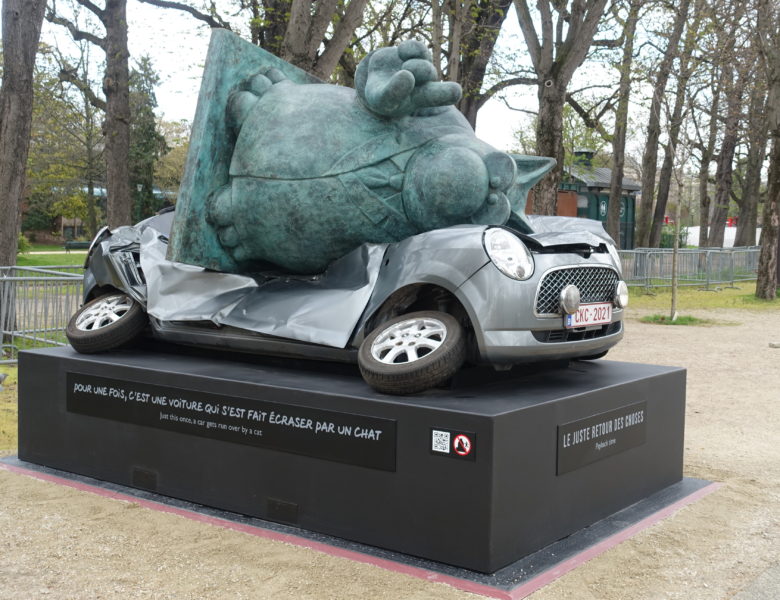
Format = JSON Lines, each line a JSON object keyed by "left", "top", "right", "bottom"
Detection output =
{"left": 168, "top": 30, "right": 555, "bottom": 274}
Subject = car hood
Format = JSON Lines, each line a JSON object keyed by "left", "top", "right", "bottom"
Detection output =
{"left": 524, "top": 215, "right": 616, "bottom": 248}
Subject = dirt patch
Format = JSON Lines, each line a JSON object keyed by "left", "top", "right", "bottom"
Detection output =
{"left": 1, "top": 308, "right": 779, "bottom": 599}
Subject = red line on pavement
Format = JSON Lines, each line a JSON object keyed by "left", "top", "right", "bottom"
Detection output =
{"left": 506, "top": 481, "right": 722, "bottom": 599}
{"left": 1, "top": 462, "right": 720, "bottom": 600}
{"left": 0, "top": 462, "right": 508, "bottom": 598}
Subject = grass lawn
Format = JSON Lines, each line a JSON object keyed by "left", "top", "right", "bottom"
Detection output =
{"left": 29, "top": 243, "right": 69, "bottom": 252}
{"left": 638, "top": 314, "right": 716, "bottom": 326}
{"left": 628, "top": 282, "right": 779, "bottom": 312}
{"left": 15, "top": 253, "right": 86, "bottom": 268}
{"left": 0, "top": 366, "right": 17, "bottom": 451}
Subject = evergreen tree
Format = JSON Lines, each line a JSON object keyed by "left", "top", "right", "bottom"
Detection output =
{"left": 129, "top": 56, "right": 168, "bottom": 221}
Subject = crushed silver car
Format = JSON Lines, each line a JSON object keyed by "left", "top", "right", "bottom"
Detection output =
{"left": 67, "top": 209, "right": 628, "bottom": 394}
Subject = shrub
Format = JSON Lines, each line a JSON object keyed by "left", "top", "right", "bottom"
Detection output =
{"left": 17, "top": 233, "right": 32, "bottom": 254}
{"left": 21, "top": 207, "right": 55, "bottom": 232}
{"left": 659, "top": 224, "right": 689, "bottom": 248}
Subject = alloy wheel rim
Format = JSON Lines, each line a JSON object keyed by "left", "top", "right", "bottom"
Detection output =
{"left": 370, "top": 317, "right": 447, "bottom": 364}
{"left": 75, "top": 295, "right": 133, "bottom": 331}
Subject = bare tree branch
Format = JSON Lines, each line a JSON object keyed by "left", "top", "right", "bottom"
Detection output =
{"left": 308, "top": 0, "right": 340, "bottom": 57}
{"left": 478, "top": 76, "right": 539, "bottom": 110}
{"left": 80, "top": 0, "right": 106, "bottom": 18}
{"left": 592, "top": 36, "right": 624, "bottom": 48}
{"left": 58, "top": 65, "right": 107, "bottom": 112}
{"left": 45, "top": 11, "right": 106, "bottom": 49}
{"left": 314, "top": 0, "right": 370, "bottom": 79}
{"left": 537, "top": 0, "right": 556, "bottom": 74}
{"left": 500, "top": 96, "right": 538, "bottom": 116}
{"left": 567, "top": 83, "right": 616, "bottom": 95}
{"left": 594, "top": 89, "right": 619, "bottom": 121}
{"left": 513, "top": 1, "right": 542, "bottom": 70}
{"left": 565, "top": 93, "right": 611, "bottom": 140}
{"left": 136, "top": 0, "right": 232, "bottom": 30}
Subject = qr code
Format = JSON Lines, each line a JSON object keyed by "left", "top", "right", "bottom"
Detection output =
{"left": 431, "top": 430, "right": 451, "bottom": 453}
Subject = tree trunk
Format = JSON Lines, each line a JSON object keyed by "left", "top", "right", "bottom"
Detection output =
{"left": 310, "top": 0, "right": 369, "bottom": 79}
{"left": 697, "top": 70, "right": 722, "bottom": 248}
{"left": 708, "top": 136, "right": 738, "bottom": 248}
{"left": 533, "top": 85, "right": 566, "bottom": 214}
{"left": 102, "top": 0, "right": 133, "bottom": 228}
{"left": 735, "top": 89, "right": 768, "bottom": 247}
{"left": 648, "top": 3, "right": 701, "bottom": 247}
{"left": 755, "top": 0, "right": 779, "bottom": 298}
{"left": 0, "top": 0, "right": 47, "bottom": 267}
{"left": 249, "top": 0, "right": 262, "bottom": 46}
{"left": 636, "top": 0, "right": 690, "bottom": 247}
{"left": 649, "top": 77, "right": 686, "bottom": 249}
{"left": 756, "top": 137, "right": 779, "bottom": 298}
{"left": 82, "top": 86, "right": 100, "bottom": 238}
{"left": 734, "top": 151, "right": 765, "bottom": 247}
{"left": 454, "top": 0, "right": 512, "bottom": 129}
{"left": 607, "top": 0, "right": 641, "bottom": 247}
{"left": 138, "top": 0, "right": 361, "bottom": 81}
{"left": 514, "top": 0, "right": 610, "bottom": 214}
{"left": 708, "top": 66, "right": 743, "bottom": 248}
{"left": 697, "top": 158, "right": 711, "bottom": 248}
{"left": 447, "top": 0, "right": 465, "bottom": 83}
{"left": 431, "top": 0, "right": 443, "bottom": 79}
{"left": 671, "top": 179, "right": 683, "bottom": 319}
{"left": 259, "top": 0, "right": 291, "bottom": 56}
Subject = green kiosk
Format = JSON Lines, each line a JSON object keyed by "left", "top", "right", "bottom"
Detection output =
{"left": 562, "top": 151, "right": 639, "bottom": 249}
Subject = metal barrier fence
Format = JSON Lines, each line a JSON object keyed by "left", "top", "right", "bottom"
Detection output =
{"left": 0, "top": 266, "right": 83, "bottom": 364}
{"left": 618, "top": 247, "right": 761, "bottom": 289}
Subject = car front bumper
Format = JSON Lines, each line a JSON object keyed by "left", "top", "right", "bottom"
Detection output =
{"left": 456, "top": 252, "right": 625, "bottom": 365}
{"left": 478, "top": 323, "right": 623, "bottom": 363}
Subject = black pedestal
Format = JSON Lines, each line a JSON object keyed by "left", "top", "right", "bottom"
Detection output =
{"left": 18, "top": 347, "right": 685, "bottom": 573}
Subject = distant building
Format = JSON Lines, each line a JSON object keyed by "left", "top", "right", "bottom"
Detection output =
{"left": 560, "top": 150, "right": 640, "bottom": 249}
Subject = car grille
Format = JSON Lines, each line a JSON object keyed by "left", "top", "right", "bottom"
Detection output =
{"left": 535, "top": 266, "right": 619, "bottom": 315}
{"left": 532, "top": 321, "right": 622, "bottom": 343}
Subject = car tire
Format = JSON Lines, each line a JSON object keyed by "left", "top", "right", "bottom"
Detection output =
{"left": 66, "top": 293, "right": 148, "bottom": 354}
{"left": 577, "top": 350, "right": 609, "bottom": 361}
{"left": 358, "top": 311, "right": 466, "bottom": 394}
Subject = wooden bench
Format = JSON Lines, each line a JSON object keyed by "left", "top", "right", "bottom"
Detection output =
{"left": 64, "top": 241, "right": 91, "bottom": 252}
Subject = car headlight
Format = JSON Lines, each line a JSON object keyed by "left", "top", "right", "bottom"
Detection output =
{"left": 615, "top": 280, "right": 629, "bottom": 308}
{"left": 483, "top": 228, "right": 534, "bottom": 280}
{"left": 606, "top": 243, "right": 623, "bottom": 276}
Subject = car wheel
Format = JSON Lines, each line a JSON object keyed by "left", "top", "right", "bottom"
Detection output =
{"left": 577, "top": 350, "right": 609, "bottom": 361}
{"left": 66, "top": 293, "right": 148, "bottom": 354}
{"left": 358, "top": 311, "right": 466, "bottom": 394}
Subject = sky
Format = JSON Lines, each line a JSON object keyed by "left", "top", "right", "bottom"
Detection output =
{"left": 33, "top": 2, "right": 633, "bottom": 156}
{"left": 37, "top": 1, "right": 540, "bottom": 152}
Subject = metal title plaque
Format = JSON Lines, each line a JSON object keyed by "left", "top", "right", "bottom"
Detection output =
{"left": 557, "top": 401, "right": 647, "bottom": 475}
{"left": 67, "top": 372, "right": 396, "bottom": 471}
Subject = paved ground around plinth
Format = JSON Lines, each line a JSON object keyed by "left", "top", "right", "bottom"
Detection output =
{"left": 1, "top": 307, "right": 779, "bottom": 599}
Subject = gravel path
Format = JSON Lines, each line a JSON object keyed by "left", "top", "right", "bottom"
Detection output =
{"left": 1, "top": 308, "right": 778, "bottom": 599}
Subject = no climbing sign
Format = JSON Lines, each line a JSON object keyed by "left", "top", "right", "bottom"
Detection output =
{"left": 453, "top": 434, "right": 472, "bottom": 456}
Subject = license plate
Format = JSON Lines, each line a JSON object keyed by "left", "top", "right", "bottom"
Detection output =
{"left": 564, "top": 303, "right": 612, "bottom": 329}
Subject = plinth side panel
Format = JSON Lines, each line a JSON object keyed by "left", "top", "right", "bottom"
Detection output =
{"left": 489, "top": 362, "right": 684, "bottom": 569}
{"left": 18, "top": 347, "right": 685, "bottom": 572}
